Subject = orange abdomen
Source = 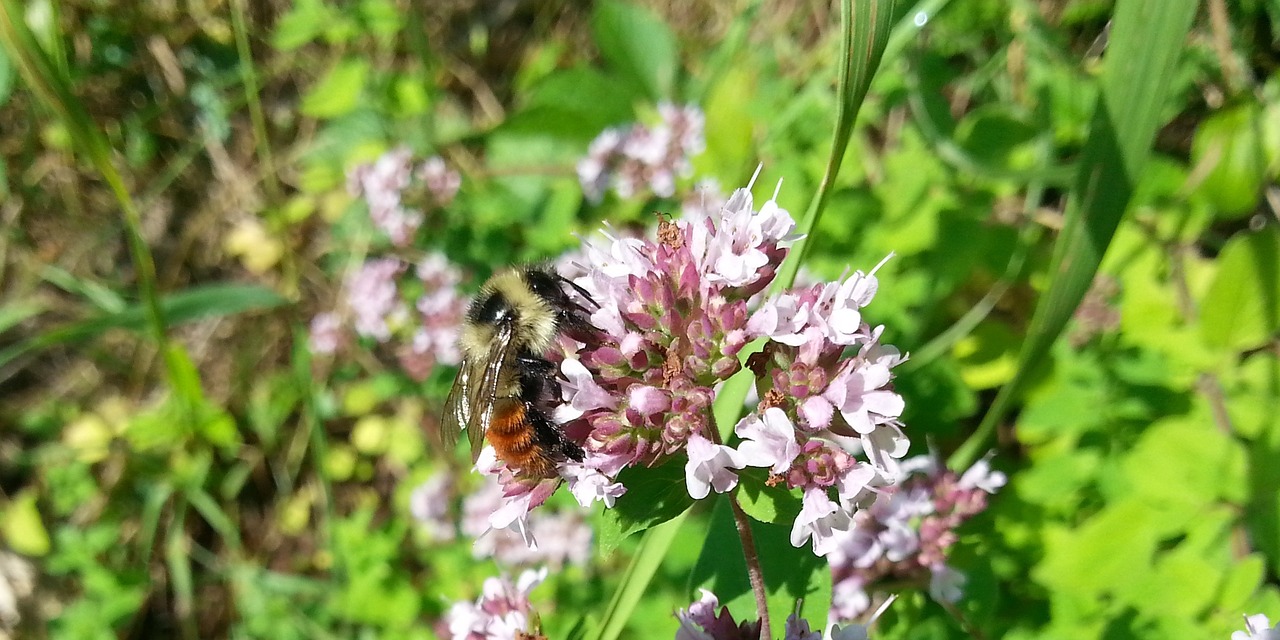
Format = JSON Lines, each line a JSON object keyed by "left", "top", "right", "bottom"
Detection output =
{"left": 488, "top": 398, "right": 556, "bottom": 479}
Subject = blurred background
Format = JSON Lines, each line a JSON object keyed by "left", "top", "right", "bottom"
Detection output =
{"left": 1, "top": 0, "right": 1278, "bottom": 638}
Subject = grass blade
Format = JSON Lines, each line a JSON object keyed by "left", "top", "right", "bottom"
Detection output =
{"left": 773, "top": 0, "right": 896, "bottom": 291}
{"left": 0, "top": 0, "right": 200, "bottom": 404}
{"left": 950, "top": 0, "right": 1197, "bottom": 470}
{"left": 589, "top": 512, "right": 689, "bottom": 640}
{"left": 0, "top": 283, "right": 289, "bottom": 372}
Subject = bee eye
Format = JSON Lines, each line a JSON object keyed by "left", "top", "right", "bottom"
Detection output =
{"left": 472, "top": 292, "right": 510, "bottom": 323}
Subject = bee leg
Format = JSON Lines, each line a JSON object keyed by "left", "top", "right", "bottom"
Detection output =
{"left": 527, "top": 402, "right": 585, "bottom": 463}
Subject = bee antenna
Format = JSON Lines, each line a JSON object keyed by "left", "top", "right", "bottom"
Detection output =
{"left": 559, "top": 275, "right": 601, "bottom": 310}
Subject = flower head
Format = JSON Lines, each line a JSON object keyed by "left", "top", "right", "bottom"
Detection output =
{"left": 441, "top": 568, "right": 547, "bottom": 640}
{"left": 826, "top": 454, "right": 1003, "bottom": 621}
{"left": 460, "top": 169, "right": 912, "bottom": 564}
{"left": 577, "top": 103, "right": 705, "bottom": 203}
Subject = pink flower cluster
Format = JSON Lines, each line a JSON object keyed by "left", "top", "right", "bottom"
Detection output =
{"left": 460, "top": 474, "right": 592, "bottom": 569}
{"left": 827, "top": 455, "right": 1005, "bottom": 622}
{"left": 308, "top": 253, "right": 466, "bottom": 381}
{"left": 347, "top": 147, "right": 461, "bottom": 246}
{"left": 676, "top": 590, "right": 870, "bottom": 640}
{"left": 408, "top": 466, "right": 593, "bottom": 569}
{"left": 470, "top": 170, "right": 912, "bottom": 558}
{"left": 441, "top": 567, "right": 547, "bottom": 640}
{"left": 577, "top": 103, "right": 705, "bottom": 202}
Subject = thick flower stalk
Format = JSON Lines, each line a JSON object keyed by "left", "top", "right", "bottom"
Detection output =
{"left": 827, "top": 454, "right": 1005, "bottom": 622}
{"left": 468, "top": 169, "right": 913, "bottom": 557}
{"left": 440, "top": 567, "right": 548, "bottom": 640}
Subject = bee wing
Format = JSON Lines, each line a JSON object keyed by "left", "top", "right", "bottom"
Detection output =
{"left": 467, "top": 321, "right": 518, "bottom": 462}
{"left": 440, "top": 355, "right": 479, "bottom": 452}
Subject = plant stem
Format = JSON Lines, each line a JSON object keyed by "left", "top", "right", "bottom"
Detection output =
{"left": 728, "top": 491, "right": 770, "bottom": 639}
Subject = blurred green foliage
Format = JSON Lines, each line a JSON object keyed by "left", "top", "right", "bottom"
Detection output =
{"left": 1, "top": 0, "right": 1279, "bottom": 638}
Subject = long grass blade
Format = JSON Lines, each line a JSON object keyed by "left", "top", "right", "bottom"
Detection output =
{"left": 0, "top": 0, "right": 202, "bottom": 405}
{"left": 0, "top": 283, "right": 288, "bottom": 372}
{"left": 589, "top": 512, "right": 689, "bottom": 640}
{"left": 950, "top": 0, "right": 1197, "bottom": 470}
{"left": 773, "top": 0, "right": 897, "bottom": 292}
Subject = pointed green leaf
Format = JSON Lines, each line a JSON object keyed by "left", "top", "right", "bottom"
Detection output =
{"left": 1199, "top": 227, "right": 1280, "bottom": 351}
{"left": 590, "top": 1, "right": 677, "bottom": 101}
{"left": 302, "top": 58, "right": 368, "bottom": 118}
{"left": 954, "top": 0, "right": 1198, "bottom": 469}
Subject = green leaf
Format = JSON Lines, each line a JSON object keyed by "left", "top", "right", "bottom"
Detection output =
{"left": 696, "top": 65, "right": 755, "bottom": 184}
{"left": 689, "top": 498, "right": 829, "bottom": 639}
{"left": 1199, "top": 227, "right": 1280, "bottom": 351}
{"left": 596, "top": 458, "right": 695, "bottom": 553}
{"left": 590, "top": 513, "right": 688, "bottom": 640}
{"left": 772, "top": 0, "right": 896, "bottom": 292}
{"left": 302, "top": 58, "right": 368, "bottom": 119}
{"left": 0, "top": 45, "right": 13, "bottom": 105}
{"left": 736, "top": 468, "right": 803, "bottom": 524}
{"left": 1, "top": 0, "right": 204, "bottom": 406}
{"left": 590, "top": 0, "right": 677, "bottom": 101}
{"left": 1, "top": 489, "right": 50, "bottom": 556}
{"left": 1217, "top": 554, "right": 1265, "bottom": 612}
{"left": 0, "top": 299, "right": 43, "bottom": 333}
{"left": 955, "top": 106, "right": 1042, "bottom": 172}
{"left": 1034, "top": 499, "right": 1160, "bottom": 598}
{"left": 272, "top": 0, "right": 336, "bottom": 51}
{"left": 356, "top": 0, "right": 402, "bottom": 39}
{"left": 1191, "top": 103, "right": 1266, "bottom": 219}
{"left": 0, "top": 283, "right": 289, "bottom": 370}
{"left": 501, "top": 67, "right": 643, "bottom": 140}
{"left": 954, "top": 0, "right": 1198, "bottom": 469}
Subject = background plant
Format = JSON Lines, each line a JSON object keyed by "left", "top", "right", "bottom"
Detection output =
{"left": 0, "top": 0, "right": 1278, "bottom": 638}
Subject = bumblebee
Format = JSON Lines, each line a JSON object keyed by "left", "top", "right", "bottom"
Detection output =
{"left": 441, "top": 265, "right": 598, "bottom": 478}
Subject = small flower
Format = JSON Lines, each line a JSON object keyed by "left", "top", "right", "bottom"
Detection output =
{"left": 564, "top": 458, "right": 628, "bottom": 508}
{"left": 348, "top": 147, "right": 422, "bottom": 246}
{"left": 576, "top": 103, "right": 705, "bottom": 203}
{"left": 1234, "top": 614, "right": 1280, "bottom": 640}
{"left": 441, "top": 567, "right": 547, "bottom": 640}
{"left": 345, "top": 258, "right": 404, "bottom": 341}
{"left": 685, "top": 433, "right": 747, "bottom": 500}
{"left": 928, "top": 563, "right": 965, "bottom": 604}
{"left": 827, "top": 454, "right": 1003, "bottom": 626}
{"left": 308, "top": 312, "right": 346, "bottom": 355}
{"left": 791, "top": 487, "right": 852, "bottom": 557}
{"left": 829, "top": 624, "right": 870, "bottom": 640}
{"left": 409, "top": 470, "right": 455, "bottom": 542}
{"left": 734, "top": 407, "right": 801, "bottom": 475}
{"left": 782, "top": 611, "right": 821, "bottom": 640}
{"left": 674, "top": 589, "right": 762, "bottom": 640}
{"left": 419, "top": 155, "right": 461, "bottom": 206}
{"left": 957, "top": 455, "right": 1007, "bottom": 494}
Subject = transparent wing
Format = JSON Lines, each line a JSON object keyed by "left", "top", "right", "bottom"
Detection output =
{"left": 467, "top": 322, "right": 517, "bottom": 461}
{"left": 440, "top": 356, "right": 479, "bottom": 452}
